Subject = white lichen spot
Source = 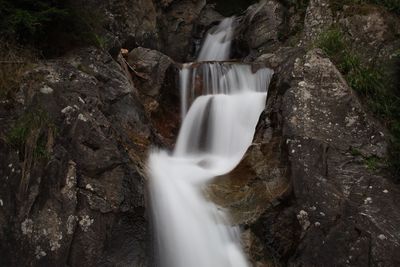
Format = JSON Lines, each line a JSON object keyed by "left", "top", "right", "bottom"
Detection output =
{"left": 291, "top": 149, "right": 296, "bottom": 154}
{"left": 50, "top": 239, "right": 61, "bottom": 251}
{"left": 0, "top": 199, "right": 3, "bottom": 207}
{"left": 21, "top": 218, "right": 34, "bottom": 235}
{"left": 345, "top": 116, "right": 358, "bottom": 127}
{"left": 61, "top": 161, "right": 77, "bottom": 200}
{"left": 320, "top": 212, "right": 326, "bottom": 217}
{"left": 40, "top": 85, "right": 54, "bottom": 94}
{"left": 8, "top": 163, "right": 12, "bottom": 168}
{"left": 77, "top": 113, "right": 88, "bottom": 122}
{"left": 378, "top": 234, "right": 387, "bottom": 240}
{"left": 310, "top": 206, "right": 317, "bottom": 211}
{"left": 79, "top": 215, "right": 94, "bottom": 232}
{"left": 48, "top": 229, "right": 63, "bottom": 251}
{"left": 315, "top": 222, "right": 321, "bottom": 227}
{"left": 298, "top": 81, "right": 307, "bottom": 87}
{"left": 35, "top": 246, "right": 47, "bottom": 259}
{"left": 368, "top": 186, "right": 373, "bottom": 189}
{"left": 78, "top": 96, "right": 85, "bottom": 104}
{"left": 66, "top": 215, "right": 78, "bottom": 234}
{"left": 61, "top": 106, "right": 74, "bottom": 114}
{"left": 297, "top": 210, "right": 310, "bottom": 230}
{"left": 383, "top": 189, "right": 389, "bottom": 194}
{"left": 364, "top": 197, "right": 373, "bottom": 204}
{"left": 85, "top": 184, "right": 94, "bottom": 191}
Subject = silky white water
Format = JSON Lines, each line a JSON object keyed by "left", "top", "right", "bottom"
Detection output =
{"left": 148, "top": 18, "right": 273, "bottom": 267}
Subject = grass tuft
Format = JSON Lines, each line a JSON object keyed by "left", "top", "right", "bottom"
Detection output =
{"left": 7, "top": 109, "right": 54, "bottom": 160}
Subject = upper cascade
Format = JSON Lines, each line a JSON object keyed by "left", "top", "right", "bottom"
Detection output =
{"left": 197, "top": 17, "right": 236, "bottom": 61}
{"left": 148, "top": 16, "right": 273, "bottom": 267}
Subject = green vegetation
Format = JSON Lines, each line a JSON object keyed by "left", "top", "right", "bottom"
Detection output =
{"left": 7, "top": 109, "right": 54, "bottom": 159}
{"left": 364, "top": 156, "right": 381, "bottom": 171}
{"left": 316, "top": 27, "right": 400, "bottom": 178}
{"left": 350, "top": 147, "right": 362, "bottom": 156}
{"left": 329, "top": 0, "right": 400, "bottom": 14}
{"left": 0, "top": 41, "right": 36, "bottom": 99}
{"left": 0, "top": 0, "right": 105, "bottom": 57}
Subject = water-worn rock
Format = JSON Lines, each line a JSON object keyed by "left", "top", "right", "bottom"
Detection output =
{"left": 0, "top": 47, "right": 154, "bottom": 266}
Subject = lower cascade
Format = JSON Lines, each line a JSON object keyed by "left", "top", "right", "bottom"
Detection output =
{"left": 148, "top": 18, "right": 274, "bottom": 267}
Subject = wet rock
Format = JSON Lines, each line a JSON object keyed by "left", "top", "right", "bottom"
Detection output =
{"left": 127, "top": 47, "right": 174, "bottom": 97}
{"left": 159, "top": 0, "right": 207, "bottom": 61}
{"left": 207, "top": 111, "right": 291, "bottom": 226}
{"left": 127, "top": 47, "right": 181, "bottom": 147}
{"left": 238, "top": 0, "right": 285, "bottom": 53}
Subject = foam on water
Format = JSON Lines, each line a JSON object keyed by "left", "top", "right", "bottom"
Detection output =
{"left": 148, "top": 17, "right": 274, "bottom": 267}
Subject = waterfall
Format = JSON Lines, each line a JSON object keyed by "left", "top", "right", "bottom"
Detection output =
{"left": 148, "top": 18, "right": 274, "bottom": 267}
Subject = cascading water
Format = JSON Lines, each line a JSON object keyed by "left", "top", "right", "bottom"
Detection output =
{"left": 148, "top": 18, "right": 274, "bottom": 267}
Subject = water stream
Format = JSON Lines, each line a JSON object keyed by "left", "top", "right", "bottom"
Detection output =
{"left": 148, "top": 18, "right": 274, "bottom": 267}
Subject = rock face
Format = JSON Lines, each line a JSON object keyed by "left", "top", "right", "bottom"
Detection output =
{"left": 217, "top": 0, "right": 400, "bottom": 265}
{"left": 158, "top": 0, "right": 207, "bottom": 61}
{"left": 281, "top": 49, "right": 400, "bottom": 266}
{"left": 127, "top": 47, "right": 181, "bottom": 147}
{"left": 73, "top": 0, "right": 208, "bottom": 61}
{"left": 303, "top": 0, "right": 333, "bottom": 41}
{"left": 0, "top": 48, "right": 154, "bottom": 266}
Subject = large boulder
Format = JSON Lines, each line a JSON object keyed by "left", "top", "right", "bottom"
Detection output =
{"left": 238, "top": 0, "right": 286, "bottom": 54}
{"left": 127, "top": 47, "right": 181, "bottom": 147}
{"left": 282, "top": 49, "right": 400, "bottom": 267}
